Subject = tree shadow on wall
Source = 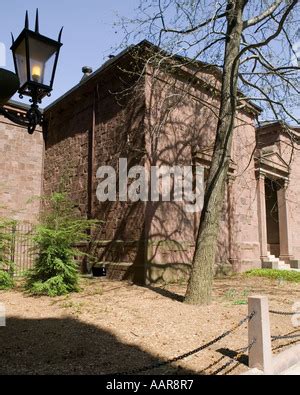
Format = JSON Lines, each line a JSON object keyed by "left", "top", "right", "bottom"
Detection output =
{"left": 45, "top": 51, "right": 244, "bottom": 292}
{"left": 0, "top": 316, "right": 198, "bottom": 375}
{"left": 90, "top": 104, "right": 214, "bottom": 286}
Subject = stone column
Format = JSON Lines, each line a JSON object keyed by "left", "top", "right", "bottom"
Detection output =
{"left": 257, "top": 172, "right": 268, "bottom": 261}
{"left": 277, "top": 181, "right": 293, "bottom": 262}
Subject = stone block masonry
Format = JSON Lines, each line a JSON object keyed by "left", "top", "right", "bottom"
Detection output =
{"left": 42, "top": 42, "right": 262, "bottom": 283}
{"left": 0, "top": 106, "right": 44, "bottom": 224}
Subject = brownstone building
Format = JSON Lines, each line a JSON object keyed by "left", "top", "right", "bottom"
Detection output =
{"left": 1, "top": 41, "right": 299, "bottom": 283}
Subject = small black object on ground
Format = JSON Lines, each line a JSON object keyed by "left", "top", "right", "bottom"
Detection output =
{"left": 92, "top": 266, "right": 107, "bottom": 278}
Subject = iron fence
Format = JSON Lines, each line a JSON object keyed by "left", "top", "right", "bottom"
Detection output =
{"left": 9, "top": 223, "right": 36, "bottom": 277}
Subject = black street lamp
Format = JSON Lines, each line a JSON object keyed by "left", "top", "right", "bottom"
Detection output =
{"left": 0, "top": 10, "right": 62, "bottom": 134}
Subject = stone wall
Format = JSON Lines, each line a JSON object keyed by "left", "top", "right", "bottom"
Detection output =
{"left": 144, "top": 64, "right": 215, "bottom": 283}
{"left": 230, "top": 114, "right": 261, "bottom": 271}
{"left": 44, "top": 55, "right": 147, "bottom": 282}
{"left": 43, "top": 44, "right": 261, "bottom": 283}
{"left": 0, "top": 104, "right": 44, "bottom": 224}
{"left": 144, "top": 63, "right": 260, "bottom": 281}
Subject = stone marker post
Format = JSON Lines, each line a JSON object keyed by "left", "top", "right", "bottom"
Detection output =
{"left": 248, "top": 295, "right": 273, "bottom": 374}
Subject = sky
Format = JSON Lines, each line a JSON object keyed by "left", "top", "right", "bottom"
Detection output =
{"left": 0, "top": 0, "right": 141, "bottom": 106}
{"left": 0, "top": 1, "right": 299, "bottom": 122}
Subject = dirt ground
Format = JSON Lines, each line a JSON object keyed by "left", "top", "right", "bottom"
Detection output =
{"left": 0, "top": 275, "right": 299, "bottom": 375}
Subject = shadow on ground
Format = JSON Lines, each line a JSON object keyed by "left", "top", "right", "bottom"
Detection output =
{"left": 0, "top": 317, "right": 198, "bottom": 375}
{"left": 146, "top": 286, "right": 185, "bottom": 303}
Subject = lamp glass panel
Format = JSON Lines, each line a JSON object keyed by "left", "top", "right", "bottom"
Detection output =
{"left": 14, "top": 38, "right": 27, "bottom": 86}
{"left": 28, "top": 37, "right": 57, "bottom": 86}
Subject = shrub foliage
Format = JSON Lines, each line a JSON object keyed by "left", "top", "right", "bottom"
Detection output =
{"left": 26, "top": 193, "right": 97, "bottom": 296}
{"left": 0, "top": 218, "right": 16, "bottom": 290}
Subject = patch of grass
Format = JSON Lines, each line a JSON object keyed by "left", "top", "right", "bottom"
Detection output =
{"left": 224, "top": 287, "right": 251, "bottom": 305}
{"left": 246, "top": 269, "right": 300, "bottom": 283}
{"left": 233, "top": 299, "right": 248, "bottom": 306}
{"left": 224, "top": 288, "right": 237, "bottom": 300}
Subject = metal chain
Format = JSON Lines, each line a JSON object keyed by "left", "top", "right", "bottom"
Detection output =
{"left": 114, "top": 312, "right": 255, "bottom": 375}
{"left": 213, "top": 339, "right": 256, "bottom": 376}
{"left": 269, "top": 310, "right": 295, "bottom": 316}
{"left": 272, "top": 334, "right": 300, "bottom": 341}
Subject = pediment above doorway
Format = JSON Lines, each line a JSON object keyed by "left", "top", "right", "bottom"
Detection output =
{"left": 255, "top": 147, "right": 290, "bottom": 180}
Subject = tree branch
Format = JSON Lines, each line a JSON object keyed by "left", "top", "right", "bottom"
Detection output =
{"left": 243, "top": 0, "right": 283, "bottom": 29}
{"left": 160, "top": 7, "right": 227, "bottom": 36}
{"left": 238, "top": 0, "right": 298, "bottom": 59}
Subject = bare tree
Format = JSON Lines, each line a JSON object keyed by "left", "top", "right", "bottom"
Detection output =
{"left": 117, "top": 0, "right": 300, "bottom": 304}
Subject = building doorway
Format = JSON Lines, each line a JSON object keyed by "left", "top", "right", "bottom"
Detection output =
{"left": 265, "top": 178, "right": 280, "bottom": 257}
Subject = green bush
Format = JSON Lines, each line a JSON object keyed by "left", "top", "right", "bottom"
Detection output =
{"left": 0, "top": 218, "right": 16, "bottom": 289}
{"left": 246, "top": 269, "right": 300, "bottom": 283}
{"left": 26, "top": 192, "right": 98, "bottom": 297}
{"left": 0, "top": 270, "right": 14, "bottom": 290}
{"left": 28, "top": 275, "right": 70, "bottom": 297}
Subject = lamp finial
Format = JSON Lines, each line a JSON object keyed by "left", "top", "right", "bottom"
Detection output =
{"left": 58, "top": 27, "right": 64, "bottom": 43}
{"left": 35, "top": 9, "right": 39, "bottom": 33}
{"left": 25, "top": 11, "right": 29, "bottom": 29}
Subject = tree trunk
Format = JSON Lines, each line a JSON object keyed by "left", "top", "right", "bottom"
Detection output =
{"left": 185, "top": 0, "right": 247, "bottom": 305}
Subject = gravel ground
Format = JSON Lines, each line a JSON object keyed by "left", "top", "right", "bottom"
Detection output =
{"left": 0, "top": 275, "right": 299, "bottom": 375}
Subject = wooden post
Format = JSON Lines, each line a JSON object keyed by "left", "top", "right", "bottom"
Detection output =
{"left": 248, "top": 295, "right": 273, "bottom": 374}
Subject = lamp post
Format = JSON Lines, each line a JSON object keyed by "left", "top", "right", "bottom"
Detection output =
{"left": 0, "top": 10, "right": 62, "bottom": 134}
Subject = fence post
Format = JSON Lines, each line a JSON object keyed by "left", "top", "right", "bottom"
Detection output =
{"left": 10, "top": 223, "right": 16, "bottom": 276}
{"left": 248, "top": 295, "right": 273, "bottom": 374}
